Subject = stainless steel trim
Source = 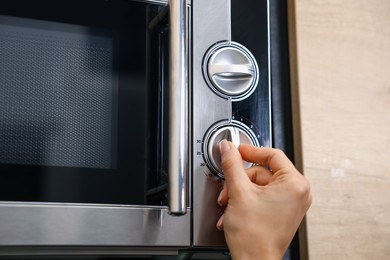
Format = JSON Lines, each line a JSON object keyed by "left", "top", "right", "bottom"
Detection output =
{"left": 168, "top": 0, "right": 188, "bottom": 215}
{"left": 0, "top": 202, "right": 191, "bottom": 247}
{"left": 227, "top": 0, "right": 232, "bottom": 42}
{"left": 130, "top": 0, "right": 168, "bottom": 6}
{"left": 0, "top": 247, "right": 180, "bottom": 256}
{"left": 192, "top": 0, "right": 230, "bottom": 247}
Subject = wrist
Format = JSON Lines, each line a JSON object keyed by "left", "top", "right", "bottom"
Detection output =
{"left": 230, "top": 247, "right": 283, "bottom": 260}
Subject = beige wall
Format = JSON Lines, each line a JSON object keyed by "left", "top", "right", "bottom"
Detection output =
{"left": 291, "top": 0, "right": 390, "bottom": 259}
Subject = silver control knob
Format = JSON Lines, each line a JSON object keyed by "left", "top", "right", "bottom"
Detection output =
{"left": 203, "top": 121, "right": 259, "bottom": 179}
{"left": 203, "top": 42, "right": 259, "bottom": 101}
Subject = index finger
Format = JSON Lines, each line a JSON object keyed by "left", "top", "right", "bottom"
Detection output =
{"left": 219, "top": 140, "right": 251, "bottom": 192}
{"left": 239, "top": 144, "right": 295, "bottom": 172}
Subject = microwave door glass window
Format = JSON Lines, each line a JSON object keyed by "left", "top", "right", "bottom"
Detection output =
{"left": 0, "top": 1, "right": 169, "bottom": 206}
{"left": 0, "top": 16, "right": 117, "bottom": 169}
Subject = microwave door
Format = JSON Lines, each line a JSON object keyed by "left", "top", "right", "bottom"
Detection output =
{"left": 0, "top": 0, "right": 190, "bottom": 252}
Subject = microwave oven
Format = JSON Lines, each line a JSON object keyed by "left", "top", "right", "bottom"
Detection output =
{"left": 0, "top": 0, "right": 300, "bottom": 258}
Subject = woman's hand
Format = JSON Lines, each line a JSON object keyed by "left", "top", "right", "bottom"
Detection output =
{"left": 217, "top": 140, "right": 312, "bottom": 260}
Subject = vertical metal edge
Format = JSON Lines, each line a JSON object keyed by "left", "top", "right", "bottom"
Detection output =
{"left": 227, "top": 0, "right": 232, "bottom": 43}
{"left": 286, "top": 0, "right": 309, "bottom": 259}
{"left": 168, "top": 0, "right": 188, "bottom": 215}
{"left": 186, "top": 0, "right": 193, "bottom": 244}
{"left": 267, "top": 0, "right": 273, "bottom": 148}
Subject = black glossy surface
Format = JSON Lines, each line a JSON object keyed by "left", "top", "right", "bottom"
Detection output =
{"left": 231, "top": 0, "right": 271, "bottom": 149}
{"left": 231, "top": 0, "right": 301, "bottom": 259}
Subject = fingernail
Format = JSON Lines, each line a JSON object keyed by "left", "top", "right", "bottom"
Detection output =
{"left": 216, "top": 215, "right": 224, "bottom": 231}
{"left": 217, "top": 191, "right": 223, "bottom": 206}
{"left": 219, "top": 139, "right": 230, "bottom": 155}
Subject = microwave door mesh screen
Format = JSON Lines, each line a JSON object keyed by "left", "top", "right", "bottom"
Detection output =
{"left": 0, "top": 16, "right": 117, "bottom": 169}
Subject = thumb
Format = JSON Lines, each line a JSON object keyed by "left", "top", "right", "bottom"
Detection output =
{"left": 219, "top": 140, "right": 250, "bottom": 193}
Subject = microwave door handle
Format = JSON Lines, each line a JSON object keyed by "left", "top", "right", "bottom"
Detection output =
{"left": 168, "top": 0, "right": 188, "bottom": 215}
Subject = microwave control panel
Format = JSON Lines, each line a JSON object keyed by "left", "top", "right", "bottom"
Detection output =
{"left": 200, "top": 41, "right": 268, "bottom": 180}
{"left": 192, "top": 0, "right": 270, "bottom": 247}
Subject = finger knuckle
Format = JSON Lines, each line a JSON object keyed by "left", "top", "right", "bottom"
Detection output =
{"left": 291, "top": 176, "right": 311, "bottom": 201}
{"left": 267, "top": 148, "right": 287, "bottom": 166}
{"left": 273, "top": 148, "right": 286, "bottom": 156}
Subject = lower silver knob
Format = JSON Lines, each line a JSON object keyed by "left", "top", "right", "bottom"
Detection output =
{"left": 203, "top": 120, "right": 259, "bottom": 179}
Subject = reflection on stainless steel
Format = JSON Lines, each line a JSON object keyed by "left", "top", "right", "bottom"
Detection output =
{"left": 209, "top": 64, "right": 255, "bottom": 78}
{"left": 0, "top": 202, "right": 191, "bottom": 246}
{"left": 131, "top": 0, "right": 168, "bottom": 6}
{"left": 0, "top": 247, "right": 181, "bottom": 256}
{"left": 168, "top": 0, "right": 188, "bottom": 215}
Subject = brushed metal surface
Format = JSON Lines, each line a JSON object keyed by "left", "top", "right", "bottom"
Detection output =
{"left": 0, "top": 202, "right": 190, "bottom": 247}
{"left": 192, "top": 0, "right": 231, "bottom": 247}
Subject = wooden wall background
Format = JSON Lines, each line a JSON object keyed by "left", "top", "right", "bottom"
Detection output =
{"left": 288, "top": 0, "right": 390, "bottom": 259}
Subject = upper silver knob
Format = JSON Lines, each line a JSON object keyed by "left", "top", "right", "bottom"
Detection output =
{"left": 203, "top": 42, "right": 259, "bottom": 101}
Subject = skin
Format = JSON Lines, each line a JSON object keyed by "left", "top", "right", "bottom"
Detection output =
{"left": 217, "top": 140, "right": 312, "bottom": 260}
